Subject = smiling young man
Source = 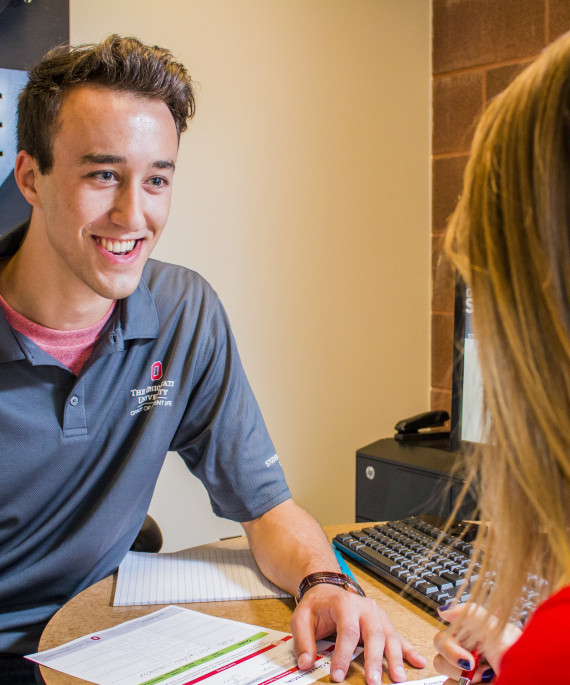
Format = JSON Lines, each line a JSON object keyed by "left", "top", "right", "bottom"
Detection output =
{"left": 3, "top": 86, "right": 177, "bottom": 329}
{"left": 0, "top": 36, "right": 425, "bottom": 685}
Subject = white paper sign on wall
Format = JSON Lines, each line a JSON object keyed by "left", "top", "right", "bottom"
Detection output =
{"left": 0, "top": 67, "right": 29, "bottom": 188}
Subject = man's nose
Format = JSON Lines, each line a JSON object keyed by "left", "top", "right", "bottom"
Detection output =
{"left": 110, "top": 183, "right": 146, "bottom": 232}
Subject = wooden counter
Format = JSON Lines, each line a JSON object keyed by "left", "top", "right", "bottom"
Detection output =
{"left": 38, "top": 524, "right": 441, "bottom": 684}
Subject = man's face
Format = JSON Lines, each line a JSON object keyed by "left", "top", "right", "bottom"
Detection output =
{"left": 32, "top": 85, "right": 179, "bottom": 302}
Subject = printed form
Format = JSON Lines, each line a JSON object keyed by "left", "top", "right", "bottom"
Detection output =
{"left": 27, "top": 605, "right": 362, "bottom": 685}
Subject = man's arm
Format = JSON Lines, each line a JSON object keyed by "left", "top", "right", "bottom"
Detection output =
{"left": 241, "top": 498, "right": 426, "bottom": 684}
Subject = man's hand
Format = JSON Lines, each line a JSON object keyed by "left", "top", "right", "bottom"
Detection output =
{"left": 242, "top": 499, "right": 426, "bottom": 684}
{"left": 291, "top": 583, "right": 427, "bottom": 684}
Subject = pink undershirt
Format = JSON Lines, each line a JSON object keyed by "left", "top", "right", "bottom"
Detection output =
{"left": 0, "top": 293, "right": 116, "bottom": 375}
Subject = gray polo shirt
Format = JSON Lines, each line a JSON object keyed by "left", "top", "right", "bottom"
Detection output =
{"left": 0, "top": 224, "right": 291, "bottom": 655}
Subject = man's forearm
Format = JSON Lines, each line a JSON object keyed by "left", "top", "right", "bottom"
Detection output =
{"left": 241, "top": 498, "right": 340, "bottom": 595}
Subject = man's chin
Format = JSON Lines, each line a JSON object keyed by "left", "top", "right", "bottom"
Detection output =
{"left": 92, "top": 277, "right": 142, "bottom": 301}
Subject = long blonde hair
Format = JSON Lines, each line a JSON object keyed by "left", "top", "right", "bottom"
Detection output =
{"left": 446, "top": 31, "right": 570, "bottom": 642}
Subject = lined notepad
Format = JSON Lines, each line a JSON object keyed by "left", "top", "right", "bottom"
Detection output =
{"left": 114, "top": 548, "right": 291, "bottom": 606}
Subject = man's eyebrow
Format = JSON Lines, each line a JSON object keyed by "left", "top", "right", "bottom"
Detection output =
{"left": 78, "top": 153, "right": 175, "bottom": 171}
{"left": 79, "top": 153, "right": 127, "bottom": 165}
{"left": 153, "top": 160, "right": 176, "bottom": 171}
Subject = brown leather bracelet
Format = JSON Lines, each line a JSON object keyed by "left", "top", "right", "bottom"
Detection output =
{"left": 297, "top": 571, "right": 366, "bottom": 603}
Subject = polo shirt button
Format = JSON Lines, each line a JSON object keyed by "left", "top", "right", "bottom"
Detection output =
{"left": 70, "top": 396, "right": 79, "bottom": 406}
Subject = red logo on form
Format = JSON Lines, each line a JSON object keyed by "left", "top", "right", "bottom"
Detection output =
{"left": 151, "top": 361, "right": 163, "bottom": 381}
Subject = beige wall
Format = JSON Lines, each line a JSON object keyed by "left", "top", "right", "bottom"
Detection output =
{"left": 70, "top": 0, "right": 431, "bottom": 551}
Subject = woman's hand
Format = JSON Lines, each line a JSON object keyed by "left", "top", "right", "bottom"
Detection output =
{"left": 432, "top": 604, "right": 522, "bottom": 683}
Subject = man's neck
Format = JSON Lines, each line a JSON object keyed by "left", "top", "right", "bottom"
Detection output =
{"left": 0, "top": 239, "right": 114, "bottom": 331}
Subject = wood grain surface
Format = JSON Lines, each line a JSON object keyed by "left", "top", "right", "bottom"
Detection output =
{"left": 38, "top": 524, "right": 442, "bottom": 684}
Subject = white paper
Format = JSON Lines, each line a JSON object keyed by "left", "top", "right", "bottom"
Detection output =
{"left": 27, "top": 605, "right": 361, "bottom": 685}
{"left": 114, "top": 548, "right": 290, "bottom": 606}
{"left": 0, "top": 68, "right": 29, "bottom": 187}
{"left": 402, "top": 677, "right": 447, "bottom": 685}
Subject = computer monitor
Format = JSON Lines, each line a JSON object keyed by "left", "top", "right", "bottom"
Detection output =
{"left": 449, "top": 275, "right": 487, "bottom": 451}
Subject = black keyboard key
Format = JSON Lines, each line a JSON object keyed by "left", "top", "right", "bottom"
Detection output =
{"left": 422, "top": 574, "right": 453, "bottom": 591}
{"left": 440, "top": 571, "right": 466, "bottom": 587}
{"left": 440, "top": 560, "right": 458, "bottom": 571}
{"left": 425, "top": 562, "right": 443, "bottom": 573}
{"left": 334, "top": 534, "right": 353, "bottom": 544}
{"left": 375, "top": 545, "right": 392, "bottom": 555}
{"left": 402, "top": 561, "right": 420, "bottom": 571}
{"left": 348, "top": 540, "right": 365, "bottom": 551}
{"left": 435, "top": 592, "right": 452, "bottom": 605}
{"left": 385, "top": 551, "right": 405, "bottom": 562}
{"left": 350, "top": 530, "right": 371, "bottom": 541}
{"left": 414, "top": 579, "right": 437, "bottom": 595}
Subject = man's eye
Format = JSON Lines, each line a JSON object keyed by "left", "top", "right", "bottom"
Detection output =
{"left": 91, "top": 171, "right": 115, "bottom": 182}
{"left": 149, "top": 176, "right": 168, "bottom": 188}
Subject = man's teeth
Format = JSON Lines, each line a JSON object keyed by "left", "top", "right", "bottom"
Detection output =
{"left": 97, "top": 237, "right": 137, "bottom": 255}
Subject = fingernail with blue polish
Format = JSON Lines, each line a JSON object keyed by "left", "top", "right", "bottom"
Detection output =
{"left": 457, "top": 658, "right": 471, "bottom": 670}
{"left": 438, "top": 603, "right": 451, "bottom": 612}
{"left": 482, "top": 668, "right": 495, "bottom": 682}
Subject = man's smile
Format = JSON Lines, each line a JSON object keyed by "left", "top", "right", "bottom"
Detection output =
{"left": 94, "top": 236, "right": 139, "bottom": 255}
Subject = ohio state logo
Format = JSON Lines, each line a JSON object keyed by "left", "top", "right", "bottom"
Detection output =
{"left": 129, "top": 370, "right": 175, "bottom": 416}
{"left": 151, "top": 361, "right": 163, "bottom": 381}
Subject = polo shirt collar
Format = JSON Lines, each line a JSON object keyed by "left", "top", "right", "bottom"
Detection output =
{"left": 0, "top": 311, "right": 26, "bottom": 362}
{"left": 118, "top": 271, "right": 159, "bottom": 341}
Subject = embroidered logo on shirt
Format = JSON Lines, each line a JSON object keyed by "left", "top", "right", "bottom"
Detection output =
{"left": 151, "top": 361, "right": 163, "bottom": 381}
{"left": 129, "top": 379, "right": 175, "bottom": 416}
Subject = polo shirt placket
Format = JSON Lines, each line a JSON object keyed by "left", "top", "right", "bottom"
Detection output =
{"left": 63, "top": 379, "right": 86, "bottom": 437}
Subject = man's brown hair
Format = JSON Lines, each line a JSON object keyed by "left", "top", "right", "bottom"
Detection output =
{"left": 18, "top": 34, "right": 195, "bottom": 173}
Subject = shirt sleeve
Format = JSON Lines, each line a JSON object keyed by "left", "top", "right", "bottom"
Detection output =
{"left": 169, "top": 296, "right": 291, "bottom": 522}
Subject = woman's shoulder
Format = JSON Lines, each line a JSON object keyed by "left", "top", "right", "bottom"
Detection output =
{"left": 497, "top": 585, "right": 570, "bottom": 684}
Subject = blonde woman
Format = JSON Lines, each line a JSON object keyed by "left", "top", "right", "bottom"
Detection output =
{"left": 432, "top": 31, "right": 570, "bottom": 684}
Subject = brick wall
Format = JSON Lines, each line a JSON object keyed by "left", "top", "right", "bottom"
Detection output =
{"left": 430, "top": 0, "right": 570, "bottom": 418}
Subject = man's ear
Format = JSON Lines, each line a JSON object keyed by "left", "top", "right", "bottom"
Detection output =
{"left": 13, "top": 150, "right": 43, "bottom": 208}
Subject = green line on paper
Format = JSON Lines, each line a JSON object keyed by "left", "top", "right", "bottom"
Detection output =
{"left": 140, "top": 632, "right": 268, "bottom": 685}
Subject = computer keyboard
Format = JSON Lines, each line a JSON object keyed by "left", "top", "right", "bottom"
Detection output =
{"left": 332, "top": 516, "right": 481, "bottom": 614}
{"left": 334, "top": 516, "right": 543, "bottom": 625}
